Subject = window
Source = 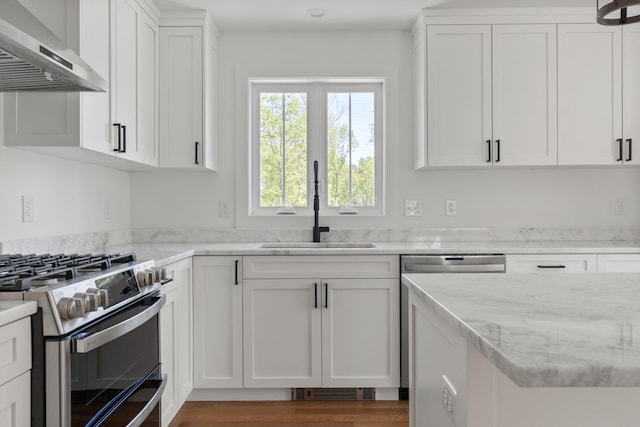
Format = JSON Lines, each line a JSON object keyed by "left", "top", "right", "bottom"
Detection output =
{"left": 250, "top": 80, "right": 384, "bottom": 216}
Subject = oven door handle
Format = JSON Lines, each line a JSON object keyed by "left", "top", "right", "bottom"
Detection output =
{"left": 71, "top": 295, "right": 166, "bottom": 353}
{"left": 126, "top": 374, "right": 166, "bottom": 427}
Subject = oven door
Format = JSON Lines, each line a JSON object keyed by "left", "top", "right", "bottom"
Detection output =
{"left": 44, "top": 293, "right": 166, "bottom": 427}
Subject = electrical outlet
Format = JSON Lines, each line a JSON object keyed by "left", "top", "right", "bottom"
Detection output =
{"left": 22, "top": 195, "right": 34, "bottom": 223}
{"left": 219, "top": 200, "right": 231, "bottom": 217}
{"left": 445, "top": 199, "right": 457, "bottom": 216}
{"left": 404, "top": 199, "right": 422, "bottom": 217}
{"left": 615, "top": 198, "right": 627, "bottom": 216}
{"left": 441, "top": 375, "right": 457, "bottom": 419}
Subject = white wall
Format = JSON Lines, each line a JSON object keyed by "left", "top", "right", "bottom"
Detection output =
{"left": 0, "top": 95, "right": 131, "bottom": 242}
{"left": 130, "top": 29, "right": 640, "bottom": 232}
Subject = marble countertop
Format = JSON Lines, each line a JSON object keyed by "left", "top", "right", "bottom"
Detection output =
{"left": 109, "top": 240, "right": 640, "bottom": 267}
{"left": 403, "top": 272, "right": 640, "bottom": 387}
{"left": 0, "top": 301, "right": 37, "bottom": 328}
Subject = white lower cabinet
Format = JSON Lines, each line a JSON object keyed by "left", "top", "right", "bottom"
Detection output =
{"left": 321, "top": 278, "right": 399, "bottom": 388}
{"left": 159, "top": 258, "right": 193, "bottom": 427}
{"left": 243, "top": 279, "right": 321, "bottom": 388}
{"left": 0, "top": 317, "right": 31, "bottom": 427}
{"left": 597, "top": 254, "right": 640, "bottom": 272}
{"left": 0, "top": 372, "right": 30, "bottom": 427}
{"left": 193, "top": 256, "right": 243, "bottom": 388}
{"left": 242, "top": 256, "right": 399, "bottom": 389}
{"left": 506, "top": 254, "right": 596, "bottom": 273}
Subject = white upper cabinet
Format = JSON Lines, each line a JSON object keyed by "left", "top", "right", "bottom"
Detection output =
{"left": 558, "top": 24, "right": 622, "bottom": 165}
{"left": 159, "top": 15, "right": 218, "bottom": 170}
{"left": 420, "top": 22, "right": 557, "bottom": 167}
{"left": 622, "top": 25, "right": 640, "bottom": 165}
{"left": 425, "top": 25, "right": 492, "bottom": 167}
{"left": 492, "top": 24, "right": 558, "bottom": 166}
{"left": 110, "top": 0, "right": 159, "bottom": 167}
{"left": 3, "top": 0, "right": 159, "bottom": 170}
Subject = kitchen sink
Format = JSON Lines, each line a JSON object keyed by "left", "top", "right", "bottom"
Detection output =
{"left": 259, "top": 242, "right": 377, "bottom": 249}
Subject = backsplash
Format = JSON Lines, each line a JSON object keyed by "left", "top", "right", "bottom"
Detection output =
{"left": 133, "top": 227, "right": 640, "bottom": 244}
{"left": 0, "top": 229, "right": 133, "bottom": 255}
{"left": 3, "top": 227, "right": 640, "bottom": 255}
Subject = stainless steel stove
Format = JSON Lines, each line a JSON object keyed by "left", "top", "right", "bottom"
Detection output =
{"left": 0, "top": 252, "right": 169, "bottom": 426}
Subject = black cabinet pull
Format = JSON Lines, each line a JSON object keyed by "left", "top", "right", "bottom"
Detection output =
{"left": 617, "top": 138, "right": 623, "bottom": 161}
{"left": 314, "top": 283, "right": 318, "bottom": 308}
{"left": 234, "top": 260, "right": 239, "bottom": 285}
{"left": 195, "top": 141, "right": 200, "bottom": 165}
{"left": 537, "top": 265, "right": 566, "bottom": 269}
{"left": 486, "top": 140, "right": 491, "bottom": 163}
{"left": 113, "top": 123, "right": 122, "bottom": 152}
{"left": 495, "top": 140, "right": 501, "bottom": 162}
{"left": 324, "top": 283, "right": 328, "bottom": 309}
{"left": 121, "top": 125, "right": 127, "bottom": 153}
{"left": 627, "top": 139, "right": 633, "bottom": 162}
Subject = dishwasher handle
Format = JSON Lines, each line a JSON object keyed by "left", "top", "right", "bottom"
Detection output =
{"left": 403, "top": 263, "right": 506, "bottom": 273}
{"left": 401, "top": 255, "right": 506, "bottom": 274}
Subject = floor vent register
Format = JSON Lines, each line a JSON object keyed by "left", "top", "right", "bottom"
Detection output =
{"left": 291, "top": 388, "right": 376, "bottom": 401}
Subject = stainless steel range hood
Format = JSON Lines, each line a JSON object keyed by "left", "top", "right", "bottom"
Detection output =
{"left": 0, "top": 0, "right": 108, "bottom": 92}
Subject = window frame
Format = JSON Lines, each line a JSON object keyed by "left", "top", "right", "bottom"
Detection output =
{"left": 250, "top": 79, "right": 385, "bottom": 217}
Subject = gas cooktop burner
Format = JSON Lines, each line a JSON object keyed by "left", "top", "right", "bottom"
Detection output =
{"left": 0, "top": 253, "right": 137, "bottom": 291}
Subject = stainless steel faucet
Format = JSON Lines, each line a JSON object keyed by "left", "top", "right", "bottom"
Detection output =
{"left": 313, "top": 160, "right": 329, "bottom": 242}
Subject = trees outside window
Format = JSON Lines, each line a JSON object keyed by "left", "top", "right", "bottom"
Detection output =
{"left": 251, "top": 81, "right": 383, "bottom": 216}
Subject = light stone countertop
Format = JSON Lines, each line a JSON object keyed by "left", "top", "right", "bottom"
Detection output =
{"left": 402, "top": 272, "right": 640, "bottom": 387}
{"left": 109, "top": 240, "right": 640, "bottom": 267}
{"left": 0, "top": 300, "right": 37, "bottom": 328}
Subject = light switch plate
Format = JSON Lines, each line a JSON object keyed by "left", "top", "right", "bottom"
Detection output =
{"left": 22, "top": 195, "right": 34, "bottom": 223}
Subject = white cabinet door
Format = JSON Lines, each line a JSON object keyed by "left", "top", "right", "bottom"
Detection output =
{"left": 0, "top": 372, "right": 30, "bottom": 427}
{"left": 159, "top": 284, "right": 178, "bottom": 426}
{"left": 160, "top": 258, "right": 193, "bottom": 427}
{"left": 193, "top": 257, "right": 243, "bottom": 388}
{"left": 172, "top": 259, "right": 193, "bottom": 403}
{"left": 492, "top": 24, "right": 557, "bottom": 166}
{"left": 243, "top": 279, "right": 322, "bottom": 388}
{"left": 322, "top": 278, "right": 399, "bottom": 388}
{"left": 507, "top": 254, "right": 597, "bottom": 273}
{"left": 426, "top": 25, "right": 492, "bottom": 167}
{"left": 558, "top": 24, "right": 622, "bottom": 165}
{"left": 111, "top": 0, "right": 138, "bottom": 157}
{"left": 413, "top": 22, "right": 427, "bottom": 169}
{"left": 623, "top": 25, "right": 640, "bottom": 165}
{"left": 159, "top": 26, "right": 214, "bottom": 169}
{"left": 597, "top": 254, "right": 640, "bottom": 272}
{"left": 134, "top": 8, "right": 159, "bottom": 166}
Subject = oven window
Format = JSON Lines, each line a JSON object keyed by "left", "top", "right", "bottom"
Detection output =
{"left": 69, "top": 296, "right": 160, "bottom": 426}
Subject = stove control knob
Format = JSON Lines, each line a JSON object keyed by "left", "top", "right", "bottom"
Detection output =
{"left": 86, "top": 288, "right": 108, "bottom": 309}
{"left": 58, "top": 297, "right": 77, "bottom": 320}
{"left": 73, "top": 293, "right": 90, "bottom": 317}
{"left": 85, "top": 288, "right": 101, "bottom": 311}
{"left": 137, "top": 271, "right": 151, "bottom": 287}
{"left": 98, "top": 289, "right": 109, "bottom": 308}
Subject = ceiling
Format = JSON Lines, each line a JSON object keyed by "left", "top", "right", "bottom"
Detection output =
{"left": 154, "top": 0, "right": 594, "bottom": 31}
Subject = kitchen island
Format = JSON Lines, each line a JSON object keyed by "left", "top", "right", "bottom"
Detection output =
{"left": 402, "top": 272, "right": 640, "bottom": 427}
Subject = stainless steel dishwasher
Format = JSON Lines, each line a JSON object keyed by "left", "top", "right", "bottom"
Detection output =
{"left": 399, "top": 254, "right": 506, "bottom": 399}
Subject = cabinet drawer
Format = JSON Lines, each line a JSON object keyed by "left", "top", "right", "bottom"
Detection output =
{"left": 243, "top": 256, "right": 399, "bottom": 279}
{"left": 506, "top": 254, "right": 596, "bottom": 273}
{"left": 0, "top": 318, "right": 31, "bottom": 387}
{"left": 597, "top": 254, "right": 640, "bottom": 272}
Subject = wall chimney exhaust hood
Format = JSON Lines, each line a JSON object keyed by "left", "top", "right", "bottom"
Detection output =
{"left": 0, "top": 0, "right": 108, "bottom": 92}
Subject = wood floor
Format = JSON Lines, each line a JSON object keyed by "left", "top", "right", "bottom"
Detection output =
{"left": 169, "top": 401, "right": 409, "bottom": 427}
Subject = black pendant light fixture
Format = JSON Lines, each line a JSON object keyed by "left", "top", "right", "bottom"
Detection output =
{"left": 597, "top": 0, "right": 640, "bottom": 25}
